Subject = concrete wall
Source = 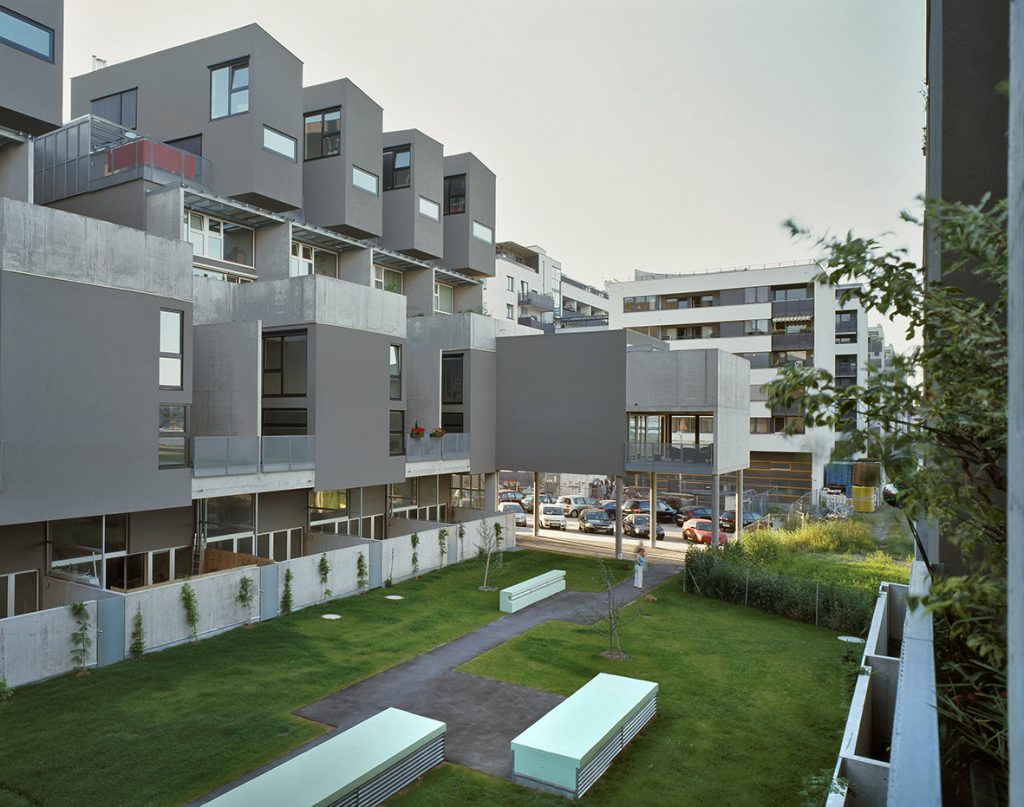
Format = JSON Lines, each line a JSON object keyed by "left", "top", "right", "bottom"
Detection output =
{"left": 442, "top": 153, "right": 496, "bottom": 277}
{"left": 380, "top": 130, "right": 444, "bottom": 259}
{"left": 497, "top": 330, "right": 628, "bottom": 475}
{"left": 0, "top": 200, "right": 193, "bottom": 524}
{"left": 276, "top": 544, "right": 362, "bottom": 611}
{"left": 302, "top": 79, "right": 383, "bottom": 238}
{"left": 0, "top": 600, "right": 97, "bottom": 687}
{"left": 0, "top": 0, "right": 63, "bottom": 134}
{"left": 122, "top": 566, "right": 258, "bottom": 652}
{"left": 71, "top": 25, "right": 303, "bottom": 211}
{"left": 193, "top": 321, "right": 261, "bottom": 437}
{"left": 47, "top": 179, "right": 150, "bottom": 231}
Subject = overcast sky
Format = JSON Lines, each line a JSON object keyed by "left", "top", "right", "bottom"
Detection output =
{"left": 64, "top": 0, "right": 926, "bottom": 348}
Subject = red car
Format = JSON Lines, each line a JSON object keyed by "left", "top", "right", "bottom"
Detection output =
{"left": 681, "top": 518, "right": 728, "bottom": 545}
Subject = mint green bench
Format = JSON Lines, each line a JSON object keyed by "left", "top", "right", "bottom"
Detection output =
{"left": 204, "top": 708, "right": 445, "bottom": 807}
{"left": 499, "top": 569, "right": 566, "bottom": 613}
{"left": 511, "top": 673, "right": 658, "bottom": 799}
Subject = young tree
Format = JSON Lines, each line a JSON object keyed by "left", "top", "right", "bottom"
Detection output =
{"left": 590, "top": 560, "right": 643, "bottom": 660}
{"left": 477, "top": 520, "right": 504, "bottom": 590}
{"left": 766, "top": 197, "right": 1008, "bottom": 787}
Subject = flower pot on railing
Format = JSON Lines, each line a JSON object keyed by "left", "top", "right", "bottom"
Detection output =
{"left": 430, "top": 428, "right": 446, "bottom": 438}
{"left": 410, "top": 421, "right": 425, "bottom": 439}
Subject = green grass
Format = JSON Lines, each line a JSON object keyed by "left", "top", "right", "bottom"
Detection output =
{"left": 0, "top": 550, "right": 621, "bottom": 807}
{"left": 391, "top": 581, "right": 850, "bottom": 807}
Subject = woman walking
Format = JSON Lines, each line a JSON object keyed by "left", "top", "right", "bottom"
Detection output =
{"left": 634, "top": 544, "right": 647, "bottom": 589}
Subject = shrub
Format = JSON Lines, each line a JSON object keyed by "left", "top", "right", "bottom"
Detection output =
{"left": 180, "top": 583, "right": 199, "bottom": 640}
{"left": 69, "top": 602, "right": 93, "bottom": 671}
{"left": 742, "top": 528, "right": 782, "bottom": 568}
{"left": 0, "top": 677, "right": 13, "bottom": 702}
{"left": 281, "top": 569, "right": 294, "bottom": 614}
{"left": 785, "top": 519, "right": 876, "bottom": 555}
{"left": 129, "top": 608, "right": 146, "bottom": 659}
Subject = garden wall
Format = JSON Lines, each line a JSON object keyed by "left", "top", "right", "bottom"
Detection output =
{"left": 277, "top": 545, "right": 364, "bottom": 611}
{"left": 0, "top": 601, "right": 98, "bottom": 687}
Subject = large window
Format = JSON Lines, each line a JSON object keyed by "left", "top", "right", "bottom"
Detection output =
{"left": 472, "top": 221, "right": 493, "bottom": 244}
{"left": 772, "top": 284, "right": 813, "bottom": 302}
{"left": 159, "top": 309, "right": 183, "bottom": 389}
{"left": 389, "top": 410, "right": 405, "bottom": 456}
{"left": 263, "top": 126, "right": 296, "bottom": 160}
{"left": 374, "top": 265, "right": 404, "bottom": 294}
{"left": 183, "top": 211, "right": 254, "bottom": 266}
{"left": 744, "top": 286, "right": 771, "bottom": 304}
{"left": 0, "top": 6, "right": 53, "bottom": 61}
{"left": 744, "top": 319, "right": 770, "bottom": 335}
{"left": 289, "top": 242, "right": 338, "bottom": 278}
{"left": 442, "top": 354, "right": 464, "bottom": 404}
{"left": 352, "top": 166, "right": 378, "bottom": 195}
{"left": 91, "top": 88, "right": 137, "bottom": 129}
{"left": 262, "top": 331, "right": 307, "bottom": 396}
{"left": 159, "top": 404, "right": 187, "bottom": 468}
{"left": 434, "top": 282, "right": 454, "bottom": 314}
{"left": 0, "top": 570, "right": 38, "bottom": 618}
{"left": 262, "top": 408, "right": 308, "bottom": 436}
{"left": 309, "top": 489, "right": 349, "bottom": 522}
{"left": 49, "top": 514, "right": 128, "bottom": 587}
{"left": 389, "top": 345, "right": 402, "bottom": 400}
{"left": 451, "top": 473, "right": 485, "bottom": 509}
{"left": 441, "top": 411, "right": 464, "bottom": 433}
{"left": 304, "top": 107, "right": 341, "bottom": 160}
{"left": 444, "top": 174, "right": 466, "bottom": 214}
{"left": 418, "top": 196, "right": 440, "bottom": 221}
{"left": 772, "top": 350, "right": 813, "bottom": 367}
{"left": 210, "top": 60, "right": 249, "bottom": 119}
{"left": 383, "top": 145, "right": 411, "bottom": 190}
{"left": 623, "top": 296, "right": 657, "bottom": 312}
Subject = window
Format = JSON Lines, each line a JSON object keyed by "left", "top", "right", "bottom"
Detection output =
{"left": 744, "top": 319, "right": 770, "bottom": 335}
{"left": 506, "top": 303, "right": 515, "bottom": 320}
{"left": 750, "top": 418, "right": 770, "bottom": 434}
{"left": 0, "top": 570, "right": 39, "bottom": 618}
{"left": 744, "top": 286, "right": 771, "bottom": 304}
{"left": 262, "top": 408, "right": 308, "bottom": 436}
{"left": 389, "top": 345, "right": 402, "bottom": 400}
{"left": 383, "top": 145, "right": 411, "bottom": 190}
{"left": 290, "top": 242, "right": 338, "bottom": 278}
{"left": 167, "top": 134, "right": 202, "bottom": 156}
{"left": 159, "top": 404, "right": 187, "bottom": 468}
{"left": 0, "top": 6, "right": 53, "bottom": 61}
{"left": 442, "top": 354, "right": 464, "bottom": 404}
{"left": 263, "top": 331, "right": 307, "bottom": 396}
{"left": 772, "top": 284, "right": 813, "bottom": 301}
{"left": 441, "top": 411, "right": 464, "bottom": 433}
{"left": 263, "top": 126, "right": 296, "bottom": 160}
{"left": 159, "top": 309, "right": 183, "bottom": 389}
{"left": 183, "top": 210, "right": 254, "bottom": 267}
{"left": 309, "top": 489, "right": 349, "bottom": 522}
{"left": 451, "top": 473, "right": 486, "bottom": 509}
{"left": 836, "top": 333, "right": 856, "bottom": 345}
{"left": 772, "top": 350, "right": 813, "bottom": 367}
{"left": 434, "top": 282, "right": 454, "bottom": 314}
{"left": 418, "top": 196, "right": 440, "bottom": 221}
{"left": 623, "top": 296, "right": 657, "bottom": 312}
{"left": 472, "top": 221, "right": 493, "bottom": 244}
{"left": 91, "top": 89, "right": 137, "bottom": 129}
{"left": 506, "top": 275, "right": 514, "bottom": 292}
{"left": 389, "top": 410, "right": 405, "bottom": 456}
{"left": 210, "top": 60, "right": 249, "bottom": 119}
{"left": 835, "top": 355, "right": 858, "bottom": 377}
{"left": 352, "top": 166, "right": 378, "bottom": 195}
{"left": 662, "top": 323, "right": 719, "bottom": 340}
{"left": 304, "top": 107, "right": 341, "bottom": 160}
{"left": 750, "top": 384, "right": 769, "bottom": 402}
{"left": 374, "top": 265, "right": 404, "bottom": 294}
{"left": 444, "top": 174, "right": 466, "bottom": 214}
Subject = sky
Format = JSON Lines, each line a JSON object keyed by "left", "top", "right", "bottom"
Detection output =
{"left": 63, "top": 0, "right": 926, "bottom": 350}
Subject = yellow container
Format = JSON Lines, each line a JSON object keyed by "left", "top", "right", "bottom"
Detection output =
{"left": 851, "top": 485, "right": 876, "bottom": 513}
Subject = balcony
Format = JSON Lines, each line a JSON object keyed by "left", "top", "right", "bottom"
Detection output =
{"left": 624, "top": 442, "right": 714, "bottom": 474}
{"left": 406, "top": 433, "right": 472, "bottom": 463}
{"left": 518, "top": 316, "right": 556, "bottom": 334}
{"left": 836, "top": 318, "right": 859, "bottom": 335}
{"left": 771, "top": 331, "right": 815, "bottom": 350}
{"left": 771, "top": 298, "right": 815, "bottom": 318}
{"left": 192, "top": 436, "right": 315, "bottom": 477}
{"left": 558, "top": 314, "right": 610, "bottom": 330}
{"left": 518, "top": 291, "right": 555, "bottom": 313}
{"left": 835, "top": 361, "right": 858, "bottom": 378}
{"left": 33, "top": 115, "right": 213, "bottom": 205}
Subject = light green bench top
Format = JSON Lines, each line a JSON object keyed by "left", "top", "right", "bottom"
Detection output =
{"left": 502, "top": 570, "right": 565, "bottom": 598}
{"left": 206, "top": 708, "right": 445, "bottom": 807}
{"left": 512, "top": 673, "right": 657, "bottom": 765}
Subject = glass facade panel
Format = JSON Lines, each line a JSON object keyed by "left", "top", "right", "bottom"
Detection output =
{"left": 304, "top": 108, "right": 341, "bottom": 160}
{"left": 13, "top": 571, "right": 37, "bottom": 615}
{"left": 434, "top": 282, "right": 454, "bottom": 314}
{"left": 159, "top": 357, "right": 182, "bottom": 388}
{"left": 389, "top": 345, "right": 402, "bottom": 400}
{"left": 383, "top": 145, "right": 411, "bottom": 190}
{"left": 205, "top": 494, "right": 254, "bottom": 539}
{"left": 352, "top": 166, "right": 378, "bottom": 195}
{"left": 160, "top": 310, "right": 182, "bottom": 354}
{"left": 442, "top": 354, "right": 464, "bottom": 404}
{"left": 418, "top": 196, "right": 440, "bottom": 221}
{"left": 444, "top": 175, "right": 466, "bottom": 214}
{"left": 389, "top": 410, "right": 405, "bottom": 456}
{"left": 263, "top": 126, "right": 296, "bottom": 160}
{"left": 313, "top": 248, "right": 338, "bottom": 278}
{"left": 0, "top": 8, "right": 53, "bottom": 60}
{"left": 472, "top": 221, "right": 493, "bottom": 244}
{"left": 152, "top": 550, "right": 170, "bottom": 584}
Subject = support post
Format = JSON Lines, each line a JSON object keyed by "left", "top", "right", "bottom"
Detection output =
{"left": 615, "top": 474, "right": 624, "bottom": 559}
{"left": 532, "top": 471, "right": 539, "bottom": 537}
{"left": 736, "top": 469, "right": 744, "bottom": 543}
{"left": 649, "top": 472, "right": 657, "bottom": 549}
{"left": 711, "top": 473, "right": 721, "bottom": 549}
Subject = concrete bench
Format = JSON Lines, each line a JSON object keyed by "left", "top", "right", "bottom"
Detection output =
{"left": 499, "top": 570, "right": 566, "bottom": 613}
{"left": 205, "top": 708, "right": 445, "bottom": 807}
{"left": 511, "top": 673, "right": 658, "bottom": 799}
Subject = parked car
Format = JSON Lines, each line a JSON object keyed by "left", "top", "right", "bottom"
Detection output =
{"left": 628, "top": 500, "right": 677, "bottom": 523}
{"left": 597, "top": 499, "right": 618, "bottom": 519}
{"left": 498, "top": 490, "right": 525, "bottom": 505}
{"left": 719, "top": 511, "right": 763, "bottom": 533}
{"left": 680, "top": 518, "right": 728, "bottom": 545}
{"left": 676, "top": 505, "right": 713, "bottom": 526}
{"left": 522, "top": 493, "right": 555, "bottom": 513}
{"left": 557, "top": 495, "right": 598, "bottom": 517}
{"left": 578, "top": 509, "right": 614, "bottom": 534}
{"left": 538, "top": 504, "right": 566, "bottom": 530}
{"left": 623, "top": 513, "right": 664, "bottom": 540}
{"left": 498, "top": 502, "right": 527, "bottom": 527}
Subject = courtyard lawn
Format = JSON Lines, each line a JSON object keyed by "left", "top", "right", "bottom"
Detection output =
{"left": 392, "top": 581, "right": 851, "bottom": 807}
{"left": 0, "top": 550, "right": 620, "bottom": 807}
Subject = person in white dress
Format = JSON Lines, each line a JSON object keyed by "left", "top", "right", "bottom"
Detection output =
{"left": 634, "top": 544, "right": 647, "bottom": 589}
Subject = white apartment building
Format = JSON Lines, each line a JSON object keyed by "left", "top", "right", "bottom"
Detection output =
{"left": 607, "top": 263, "right": 869, "bottom": 502}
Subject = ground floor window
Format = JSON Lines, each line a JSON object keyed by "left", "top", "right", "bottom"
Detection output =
{"left": 0, "top": 570, "right": 38, "bottom": 618}
{"left": 253, "top": 527, "right": 303, "bottom": 561}
{"left": 451, "top": 473, "right": 486, "bottom": 509}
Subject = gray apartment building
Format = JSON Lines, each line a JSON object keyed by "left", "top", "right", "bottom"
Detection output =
{"left": 0, "top": 11, "right": 748, "bottom": 636}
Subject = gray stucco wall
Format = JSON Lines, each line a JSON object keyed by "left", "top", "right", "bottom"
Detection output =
{"left": 130, "top": 506, "right": 194, "bottom": 553}
{"left": 0, "top": 0, "right": 63, "bottom": 134}
{"left": 496, "top": 330, "right": 628, "bottom": 475}
{"left": 70, "top": 25, "right": 303, "bottom": 211}
{"left": 0, "top": 522, "right": 45, "bottom": 575}
{"left": 380, "top": 130, "right": 444, "bottom": 259}
{"left": 313, "top": 324, "right": 406, "bottom": 491}
{"left": 48, "top": 178, "right": 149, "bottom": 231}
{"left": 302, "top": 79, "right": 383, "bottom": 238}
{"left": 441, "top": 153, "right": 496, "bottom": 278}
{"left": 257, "top": 489, "right": 307, "bottom": 532}
{"left": 192, "top": 321, "right": 260, "bottom": 437}
{"left": 0, "top": 140, "right": 31, "bottom": 202}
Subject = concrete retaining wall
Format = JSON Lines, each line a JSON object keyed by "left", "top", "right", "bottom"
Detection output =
{"left": 0, "top": 601, "right": 98, "bottom": 687}
{"left": 277, "top": 545, "right": 364, "bottom": 611}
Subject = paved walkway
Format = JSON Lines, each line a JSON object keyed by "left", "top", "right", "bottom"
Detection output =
{"left": 193, "top": 561, "right": 678, "bottom": 802}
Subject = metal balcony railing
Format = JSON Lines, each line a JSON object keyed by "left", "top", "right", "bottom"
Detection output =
{"left": 518, "top": 316, "right": 556, "bottom": 334}
{"left": 835, "top": 318, "right": 859, "bottom": 334}
{"left": 518, "top": 291, "right": 555, "bottom": 312}
{"left": 192, "top": 435, "right": 315, "bottom": 477}
{"left": 406, "top": 433, "right": 471, "bottom": 462}
{"left": 624, "top": 442, "right": 714, "bottom": 474}
{"left": 771, "top": 331, "right": 815, "bottom": 350}
{"left": 771, "top": 298, "right": 815, "bottom": 317}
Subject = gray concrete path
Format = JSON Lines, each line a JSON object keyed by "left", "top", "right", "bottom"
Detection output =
{"left": 192, "top": 561, "right": 678, "bottom": 803}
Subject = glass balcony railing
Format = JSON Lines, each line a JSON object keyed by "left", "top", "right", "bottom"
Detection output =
{"left": 624, "top": 442, "right": 714, "bottom": 474}
{"left": 771, "top": 331, "right": 815, "bottom": 350}
{"left": 192, "top": 436, "right": 315, "bottom": 477}
{"left": 518, "top": 315, "right": 556, "bottom": 334}
{"left": 406, "top": 433, "right": 471, "bottom": 462}
{"left": 771, "top": 298, "right": 815, "bottom": 317}
{"left": 518, "top": 291, "right": 556, "bottom": 313}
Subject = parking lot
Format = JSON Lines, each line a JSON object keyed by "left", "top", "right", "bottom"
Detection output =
{"left": 512, "top": 512, "right": 700, "bottom": 562}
